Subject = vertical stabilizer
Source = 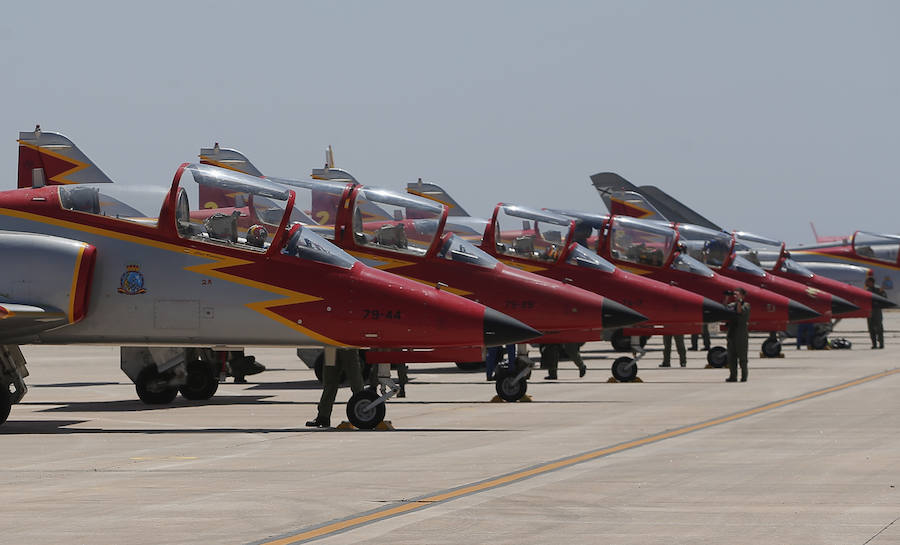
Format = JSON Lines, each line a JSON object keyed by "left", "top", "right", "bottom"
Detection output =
{"left": 406, "top": 179, "right": 470, "bottom": 217}
{"left": 590, "top": 172, "right": 722, "bottom": 230}
{"left": 17, "top": 125, "right": 114, "bottom": 188}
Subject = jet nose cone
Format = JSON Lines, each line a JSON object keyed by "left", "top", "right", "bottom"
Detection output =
{"left": 871, "top": 293, "right": 897, "bottom": 310}
{"left": 701, "top": 298, "right": 737, "bottom": 323}
{"left": 830, "top": 295, "right": 860, "bottom": 316}
{"left": 601, "top": 299, "right": 648, "bottom": 329}
{"left": 788, "top": 300, "right": 821, "bottom": 322}
{"left": 483, "top": 308, "right": 541, "bottom": 347}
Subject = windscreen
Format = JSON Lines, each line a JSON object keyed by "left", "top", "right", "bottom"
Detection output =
{"left": 352, "top": 187, "right": 445, "bottom": 255}
{"left": 494, "top": 205, "right": 571, "bottom": 263}
{"left": 437, "top": 234, "right": 499, "bottom": 269}
{"left": 729, "top": 254, "right": 766, "bottom": 277}
{"left": 734, "top": 231, "right": 784, "bottom": 270}
{"left": 609, "top": 216, "right": 675, "bottom": 267}
{"left": 281, "top": 224, "right": 357, "bottom": 269}
{"left": 671, "top": 254, "right": 715, "bottom": 277}
{"left": 566, "top": 244, "right": 616, "bottom": 272}
{"left": 779, "top": 258, "right": 815, "bottom": 278}
{"left": 267, "top": 176, "right": 350, "bottom": 236}
{"left": 853, "top": 232, "right": 900, "bottom": 264}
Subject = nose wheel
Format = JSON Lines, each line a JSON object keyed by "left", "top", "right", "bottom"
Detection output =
{"left": 706, "top": 346, "right": 728, "bottom": 368}
{"left": 761, "top": 338, "right": 782, "bottom": 358}
{"left": 611, "top": 356, "right": 638, "bottom": 382}
{"left": 346, "top": 389, "right": 387, "bottom": 430}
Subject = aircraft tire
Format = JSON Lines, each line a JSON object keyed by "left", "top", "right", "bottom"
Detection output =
{"left": 135, "top": 366, "right": 179, "bottom": 405}
{"left": 707, "top": 346, "right": 728, "bottom": 368}
{"left": 346, "top": 388, "right": 385, "bottom": 430}
{"left": 0, "top": 388, "right": 11, "bottom": 426}
{"left": 455, "top": 361, "right": 484, "bottom": 371}
{"left": 761, "top": 338, "right": 782, "bottom": 358}
{"left": 179, "top": 360, "right": 219, "bottom": 401}
{"left": 611, "top": 356, "right": 638, "bottom": 382}
{"left": 495, "top": 374, "right": 527, "bottom": 402}
{"left": 810, "top": 334, "right": 828, "bottom": 350}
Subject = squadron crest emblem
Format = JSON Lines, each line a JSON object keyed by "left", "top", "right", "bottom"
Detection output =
{"left": 118, "top": 265, "right": 146, "bottom": 295}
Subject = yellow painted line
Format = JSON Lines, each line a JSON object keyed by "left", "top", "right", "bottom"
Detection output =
{"left": 256, "top": 367, "right": 900, "bottom": 545}
{"left": 67, "top": 244, "right": 86, "bottom": 323}
{"left": 792, "top": 250, "right": 900, "bottom": 271}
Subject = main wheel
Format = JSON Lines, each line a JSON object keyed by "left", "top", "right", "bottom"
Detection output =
{"left": 810, "top": 334, "right": 828, "bottom": 350}
{"left": 0, "top": 387, "right": 11, "bottom": 426}
{"left": 179, "top": 360, "right": 219, "bottom": 401}
{"left": 761, "top": 338, "right": 782, "bottom": 358}
{"left": 495, "top": 374, "right": 528, "bottom": 402}
{"left": 707, "top": 346, "right": 727, "bottom": 368}
{"left": 135, "top": 366, "right": 179, "bottom": 405}
{"left": 346, "top": 388, "right": 385, "bottom": 430}
{"left": 611, "top": 356, "right": 638, "bottom": 382}
{"left": 455, "top": 361, "right": 484, "bottom": 371}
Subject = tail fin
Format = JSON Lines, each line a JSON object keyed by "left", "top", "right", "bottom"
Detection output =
{"left": 809, "top": 221, "right": 849, "bottom": 244}
{"left": 590, "top": 172, "right": 721, "bottom": 230}
{"left": 405, "top": 179, "right": 470, "bottom": 217}
{"left": 17, "top": 125, "right": 114, "bottom": 188}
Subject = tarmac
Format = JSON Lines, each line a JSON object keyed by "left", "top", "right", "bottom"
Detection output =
{"left": 2, "top": 313, "right": 899, "bottom": 545}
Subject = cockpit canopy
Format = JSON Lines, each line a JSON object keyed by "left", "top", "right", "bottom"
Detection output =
{"left": 853, "top": 231, "right": 900, "bottom": 264}
{"left": 492, "top": 205, "right": 572, "bottom": 263}
{"left": 608, "top": 216, "right": 676, "bottom": 268}
{"left": 351, "top": 186, "right": 445, "bottom": 255}
{"left": 675, "top": 224, "right": 733, "bottom": 268}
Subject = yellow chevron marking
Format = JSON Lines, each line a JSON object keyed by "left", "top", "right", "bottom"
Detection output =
{"left": 17, "top": 141, "right": 91, "bottom": 185}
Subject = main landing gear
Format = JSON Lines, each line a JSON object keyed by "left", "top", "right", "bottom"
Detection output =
{"left": 0, "top": 345, "right": 29, "bottom": 427}
{"left": 346, "top": 363, "right": 396, "bottom": 429}
{"left": 611, "top": 335, "right": 647, "bottom": 381}
{"left": 493, "top": 355, "right": 534, "bottom": 402}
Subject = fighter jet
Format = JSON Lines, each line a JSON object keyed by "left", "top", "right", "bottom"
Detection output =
{"left": 1, "top": 132, "right": 540, "bottom": 428}
{"left": 196, "top": 145, "right": 648, "bottom": 401}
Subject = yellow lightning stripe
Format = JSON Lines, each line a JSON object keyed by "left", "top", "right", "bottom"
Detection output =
{"left": 615, "top": 263, "right": 655, "bottom": 275}
{"left": 67, "top": 244, "right": 86, "bottom": 323}
{"left": 406, "top": 188, "right": 455, "bottom": 209}
{"left": 610, "top": 196, "right": 655, "bottom": 219}
{"left": 348, "top": 250, "right": 471, "bottom": 296}
{"left": 17, "top": 141, "right": 91, "bottom": 185}
{"left": 198, "top": 157, "right": 252, "bottom": 174}
{"left": 0, "top": 208, "right": 342, "bottom": 343}
{"left": 499, "top": 258, "right": 546, "bottom": 273}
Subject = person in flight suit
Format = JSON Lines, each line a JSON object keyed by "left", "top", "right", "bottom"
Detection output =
{"left": 540, "top": 343, "right": 587, "bottom": 379}
{"left": 660, "top": 334, "right": 687, "bottom": 367}
{"left": 689, "top": 324, "right": 710, "bottom": 351}
{"left": 725, "top": 288, "right": 751, "bottom": 382}
{"left": 306, "top": 347, "right": 365, "bottom": 428}
{"left": 865, "top": 276, "right": 886, "bottom": 349}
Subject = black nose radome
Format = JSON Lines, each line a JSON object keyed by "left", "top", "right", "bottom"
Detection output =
{"left": 788, "top": 300, "right": 820, "bottom": 322}
{"left": 870, "top": 292, "right": 897, "bottom": 310}
{"left": 482, "top": 308, "right": 541, "bottom": 347}
{"left": 601, "top": 299, "right": 647, "bottom": 329}
{"left": 830, "top": 295, "right": 859, "bottom": 316}
{"left": 701, "top": 298, "right": 737, "bottom": 323}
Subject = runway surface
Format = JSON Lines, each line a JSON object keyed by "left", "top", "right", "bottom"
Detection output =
{"left": 2, "top": 314, "right": 899, "bottom": 545}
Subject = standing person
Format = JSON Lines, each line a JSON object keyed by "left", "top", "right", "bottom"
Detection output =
{"left": 306, "top": 347, "right": 365, "bottom": 428}
{"left": 865, "top": 277, "right": 886, "bottom": 349}
{"left": 541, "top": 343, "right": 587, "bottom": 379}
{"left": 660, "top": 335, "right": 687, "bottom": 367}
{"left": 725, "top": 288, "right": 751, "bottom": 382}
{"left": 689, "top": 324, "right": 710, "bottom": 351}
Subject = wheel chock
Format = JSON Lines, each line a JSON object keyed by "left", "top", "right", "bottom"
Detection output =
{"left": 490, "top": 395, "right": 533, "bottom": 402}
{"left": 335, "top": 420, "right": 395, "bottom": 431}
{"left": 758, "top": 352, "right": 785, "bottom": 358}
{"left": 606, "top": 377, "right": 643, "bottom": 383}
{"left": 704, "top": 364, "right": 714, "bottom": 369}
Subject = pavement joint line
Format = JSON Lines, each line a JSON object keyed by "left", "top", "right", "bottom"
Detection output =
{"left": 251, "top": 367, "right": 900, "bottom": 545}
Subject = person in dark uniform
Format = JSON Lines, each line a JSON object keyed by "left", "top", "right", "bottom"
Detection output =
{"left": 486, "top": 344, "right": 517, "bottom": 381}
{"left": 306, "top": 347, "right": 365, "bottom": 428}
{"left": 725, "top": 288, "right": 751, "bottom": 382}
{"left": 865, "top": 277, "right": 886, "bottom": 349}
{"left": 541, "top": 343, "right": 587, "bottom": 379}
{"left": 660, "top": 334, "right": 687, "bottom": 367}
{"left": 689, "top": 324, "right": 710, "bottom": 351}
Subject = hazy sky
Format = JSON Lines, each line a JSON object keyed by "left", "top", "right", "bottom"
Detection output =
{"left": 1, "top": 1, "right": 896, "bottom": 244}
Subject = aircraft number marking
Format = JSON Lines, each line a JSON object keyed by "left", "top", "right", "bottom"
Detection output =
{"left": 362, "top": 309, "right": 402, "bottom": 320}
{"left": 505, "top": 300, "right": 535, "bottom": 310}
{"left": 201, "top": 279, "right": 213, "bottom": 286}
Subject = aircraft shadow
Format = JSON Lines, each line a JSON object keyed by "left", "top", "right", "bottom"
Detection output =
{"left": 0, "top": 420, "right": 508, "bottom": 435}
{"left": 22, "top": 396, "right": 311, "bottom": 413}
{"left": 31, "top": 382, "right": 122, "bottom": 388}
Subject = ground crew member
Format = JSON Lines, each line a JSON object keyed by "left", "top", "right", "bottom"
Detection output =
{"left": 306, "top": 347, "right": 365, "bottom": 428}
{"left": 725, "top": 288, "right": 751, "bottom": 382}
{"left": 486, "top": 344, "right": 517, "bottom": 381}
{"left": 689, "top": 324, "right": 710, "bottom": 351}
{"left": 541, "top": 343, "right": 587, "bottom": 379}
{"left": 865, "top": 277, "right": 886, "bottom": 349}
{"left": 660, "top": 335, "right": 687, "bottom": 367}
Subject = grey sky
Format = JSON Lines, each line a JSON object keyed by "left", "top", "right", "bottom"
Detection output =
{"left": 1, "top": 1, "right": 896, "bottom": 244}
